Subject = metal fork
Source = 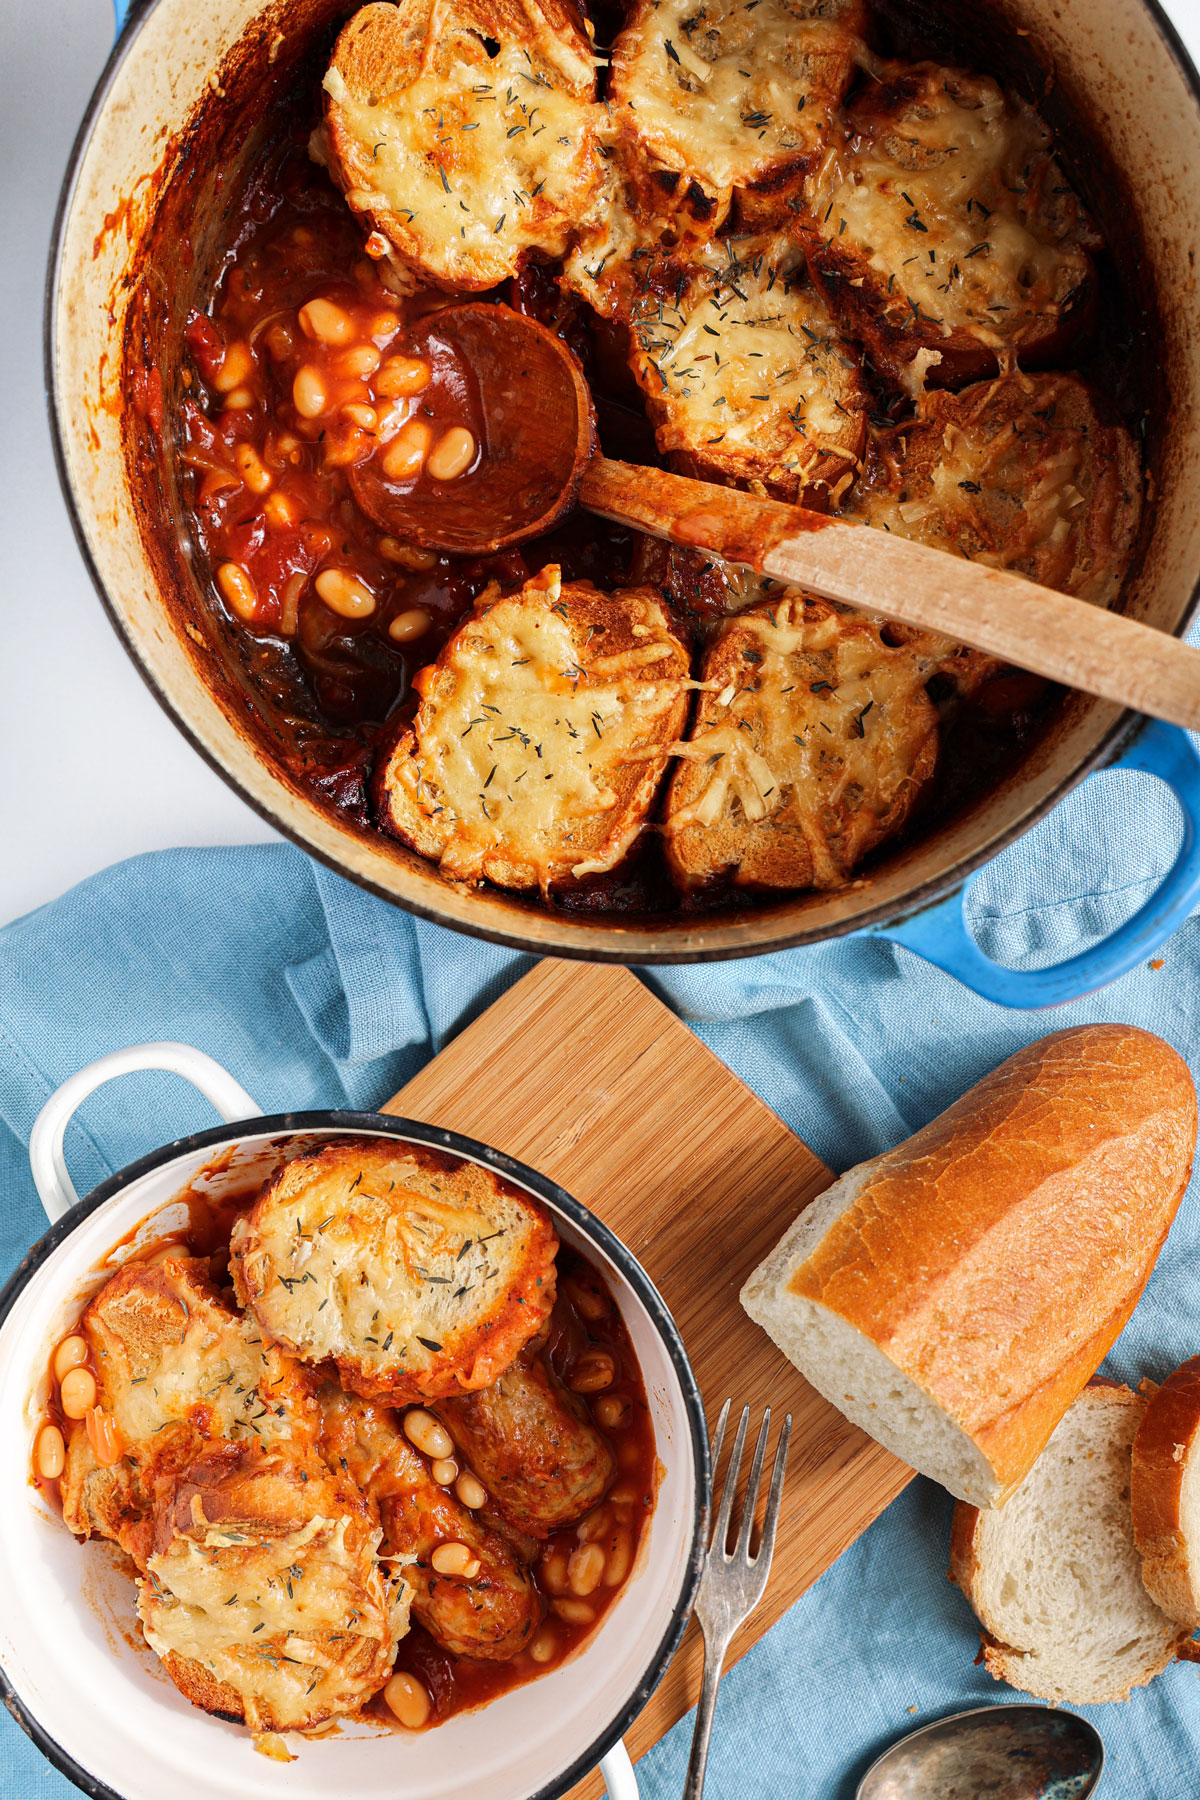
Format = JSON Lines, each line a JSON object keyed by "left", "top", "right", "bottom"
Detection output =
{"left": 683, "top": 1403, "right": 792, "bottom": 1800}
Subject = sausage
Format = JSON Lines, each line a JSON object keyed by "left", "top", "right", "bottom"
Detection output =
{"left": 435, "top": 1353, "right": 615, "bottom": 1538}
{"left": 320, "top": 1387, "right": 542, "bottom": 1661}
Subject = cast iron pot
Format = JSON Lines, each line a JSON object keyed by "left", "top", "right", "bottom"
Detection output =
{"left": 47, "top": 0, "right": 1200, "bottom": 1001}
{"left": 0, "top": 1042, "right": 709, "bottom": 1800}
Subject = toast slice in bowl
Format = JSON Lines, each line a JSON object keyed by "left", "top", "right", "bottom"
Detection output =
{"left": 664, "top": 592, "right": 938, "bottom": 892}
{"left": 793, "top": 62, "right": 1099, "bottom": 390}
{"left": 60, "top": 1255, "right": 319, "bottom": 1562}
{"left": 624, "top": 233, "right": 869, "bottom": 503}
{"left": 608, "top": 0, "right": 868, "bottom": 227}
{"left": 230, "top": 1138, "right": 558, "bottom": 1404}
{"left": 323, "top": 0, "right": 605, "bottom": 291}
{"left": 138, "top": 1439, "right": 408, "bottom": 1733}
{"left": 847, "top": 371, "right": 1142, "bottom": 606}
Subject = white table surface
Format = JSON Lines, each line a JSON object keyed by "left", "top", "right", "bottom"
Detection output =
{"left": 2, "top": 0, "right": 1199, "bottom": 929}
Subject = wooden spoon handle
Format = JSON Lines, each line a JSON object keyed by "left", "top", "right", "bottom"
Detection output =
{"left": 581, "top": 458, "right": 1200, "bottom": 733}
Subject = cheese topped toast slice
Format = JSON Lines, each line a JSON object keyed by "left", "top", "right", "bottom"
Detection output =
{"left": 848, "top": 372, "right": 1142, "bottom": 607}
{"left": 60, "top": 1256, "right": 319, "bottom": 1559}
{"left": 795, "top": 63, "right": 1099, "bottom": 390}
{"left": 138, "top": 1441, "right": 408, "bottom": 1735}
{"left": 842, "top": 371, "right": 1143, "bottom": 702}
{"left": 231, "top": 1138, "right": 558, "bottom": 1404}
{"left": 323, "top": 0, "right": 605, "bottom": 291}
{"left": 664, "top": 593, "right": 938, "bottom": 891}
{"left": 375, "top": 565, "right": 691, "bottom": 894}
{"left": 625, "top": 232, "right": 869, "bottom": 502}
{"left": 561, "top": 126, "right": 729, "bottom": 323}
{"left": 608, "top": 0, "right": 867, "bottom": 224}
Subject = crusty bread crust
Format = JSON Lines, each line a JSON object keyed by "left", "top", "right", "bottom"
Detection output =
{"left": 139, "top": 1441, "right": 406, "bottom": 1733}
{"left": 231, "top": 1137, "right": 558, "bottom": 1404}
{"left": 624, "top": 235, "right": 868, "bottom": 503}
{"left": 374, "top": 566, "right": 691, "bottom": 895}
{"left": 743, "top": 1026, "right": 1197, "bottom": 1502}
{"left": 664, "top": 593, "right": 937, "bottom": 892}
{"left": 323, "top": 0, "right": 603, "bottom": 292}
{"left": 1132, "top": 1357, "right": 1200, "bottom": 1625}
{"left": 794, "top": 63, "right": 1098, "bottom": 389}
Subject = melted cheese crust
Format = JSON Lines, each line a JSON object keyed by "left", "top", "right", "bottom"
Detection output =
{"left": 665, "top": 594, "right": 937, "bottom": 889}
{"left": 231, "top": 1138, "right": 558, "bottom": 1404}
{"left": 380, "top": 567, "right": 690, "bottom": 891}
{"left": 849, "top": 372, "right": 1143, "bottom": 608}
{"left": 560, "top": 143, "right": 700, "bottom": 322}
{"left": 139, "top": 1448, "right": 408, "bottom": 1734}
{"left": 626, "top": 234, "right": 867, "bottom": 498}
{"left": 610, "top": 0, "right": 866, "bottom": 204}
{"left": 800, "top": 64, "right": 1096, "bottom": 379}
{"left": 62, "top": 1258, "right": 319, "bottom": 1549}
{"left": 324, "top": 1, "right": 604, "bottom": 289}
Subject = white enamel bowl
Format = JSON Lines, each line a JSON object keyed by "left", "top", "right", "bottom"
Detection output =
{"left": 0, "top": 1044, "right": 709, "bottom": 1800}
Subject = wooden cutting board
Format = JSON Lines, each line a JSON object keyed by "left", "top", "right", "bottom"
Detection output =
{"left": 384, "top": 959, "right": 910, "bottom": 1795}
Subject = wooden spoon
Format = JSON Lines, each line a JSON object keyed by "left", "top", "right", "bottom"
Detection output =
{"left": 356, "top": 304, "right": 1200, "bottom": 733}
{"left": 349, "top": 303, "right": 595, "bottom": 555}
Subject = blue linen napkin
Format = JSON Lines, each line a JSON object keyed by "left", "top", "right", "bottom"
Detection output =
{"left": 2, "top": 769, "right": 1198, "bottom": 1799}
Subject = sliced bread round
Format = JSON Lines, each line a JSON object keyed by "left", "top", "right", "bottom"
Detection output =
{"left": 230, "top": 1138, "right": 558, "bottom": 1403}
{"left": 1132, "top": 1356, "right": 1200, "bottom": 1626}
{"left": 950, "top": 1383, "right": 1191, "bottom": 1704}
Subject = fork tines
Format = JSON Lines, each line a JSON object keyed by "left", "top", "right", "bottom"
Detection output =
{"left": 708, "top": 1400, "right": 791, "bottom": 1576}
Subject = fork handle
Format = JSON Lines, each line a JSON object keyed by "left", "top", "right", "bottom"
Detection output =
{"left": 682, "top": 1630, "right": 731, "bottom": 1800}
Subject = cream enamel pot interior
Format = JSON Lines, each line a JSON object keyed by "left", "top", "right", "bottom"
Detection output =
{"left": 0, "top": 1044, "right": 708, "bottom": 1800}
{"left": 47, "top": 0, "right": 1200, "bottom": 974}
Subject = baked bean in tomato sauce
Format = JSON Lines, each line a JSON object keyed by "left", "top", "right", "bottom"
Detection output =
{"left": 180, "top": 132, "right": 639, "bottom": 831}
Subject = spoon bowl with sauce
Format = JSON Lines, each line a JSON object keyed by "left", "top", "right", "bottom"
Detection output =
{"left": 349, "top": 302, "right": 595, "bottom": 556}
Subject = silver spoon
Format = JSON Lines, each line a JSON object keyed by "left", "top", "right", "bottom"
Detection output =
{"left": 856, "top": 1703, "right": 1104, "bottom": 1800}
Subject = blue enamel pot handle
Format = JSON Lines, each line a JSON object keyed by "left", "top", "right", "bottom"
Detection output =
{"left": 864, "top": 719, "right": 1200, "bottom": 1008}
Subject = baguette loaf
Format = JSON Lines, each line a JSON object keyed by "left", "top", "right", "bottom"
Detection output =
{"left": 741, "top": 1025, "right": 1197, "bottom": 1505}
{"left": 1132, "top": 1356, "right": 1200, "bottom": 1625}
{"left": 950, "top": 1382, "right": 1191, "bottom": 1703}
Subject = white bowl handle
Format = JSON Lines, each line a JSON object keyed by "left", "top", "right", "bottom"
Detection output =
{"left": 29, "top": 1042, "right": 262, "bottom": 1225}
{"left": 599, "top": 1741, "right": 639, "bottom": 1799}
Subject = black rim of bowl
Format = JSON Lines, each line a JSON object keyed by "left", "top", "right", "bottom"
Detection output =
{"left": 0, "top": 1110, "right": 712, "bottom": 1800}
